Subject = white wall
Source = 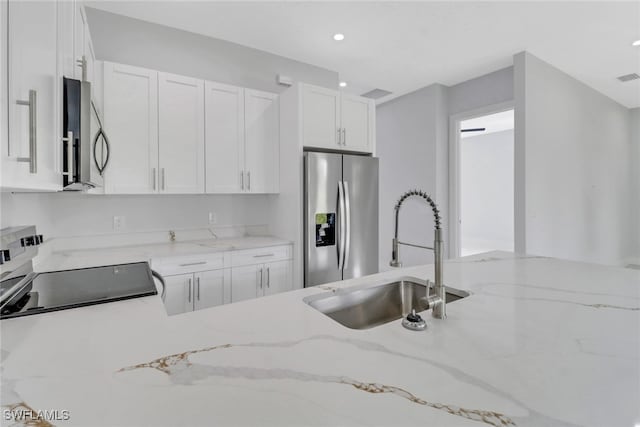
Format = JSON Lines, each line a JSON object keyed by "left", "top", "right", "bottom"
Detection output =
{"left": 514, "top": 51, "right": 633, "bottom": 266}
{"left": 376, "top": 84, "right": 446, "bottom": 270}
{"left": 0, "top": 192, "right": 269, "bottom": 239}
{"left": 460, "top": 129, "right": 514, "bottom": 255}
{"left": 85, "top": 8, "right": 339, "bottom": 93}
{"left": 448, "top": 67, "right": 514, "bottom": 116}
{"left": 376, "top": 67, "right": 514, "bottom": 267}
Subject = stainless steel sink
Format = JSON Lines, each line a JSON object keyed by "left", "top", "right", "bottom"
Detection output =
{"left": 304, "top": 278, "right": 469, "bottom": 330}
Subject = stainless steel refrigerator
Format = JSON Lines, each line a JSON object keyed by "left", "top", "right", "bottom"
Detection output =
{"left": 304, "top": 152, "right": 379, "bottom": 287}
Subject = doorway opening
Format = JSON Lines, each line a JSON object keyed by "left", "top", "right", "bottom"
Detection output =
{"left": 454, "top": 108, "right": 515, "bottom": 257}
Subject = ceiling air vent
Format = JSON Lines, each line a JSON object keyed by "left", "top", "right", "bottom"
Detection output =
{"left": 617, "top": 73, "right": 640, "bottom": 82}
{"left": 361, "top": 88, "right": 392, "bottom": 99}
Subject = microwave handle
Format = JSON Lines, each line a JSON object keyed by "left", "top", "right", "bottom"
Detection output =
{"left": 62, "top": 131, "right": 74, "bottom": 181}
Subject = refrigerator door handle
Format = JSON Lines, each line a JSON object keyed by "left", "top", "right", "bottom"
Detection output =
{"left": 343, "top": 181, "right": 351, "bottom": 269}
{"left": 337, "top": 180, "right": 346, "bottom": 271}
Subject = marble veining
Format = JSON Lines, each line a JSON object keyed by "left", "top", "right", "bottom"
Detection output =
{"left": 116, "top": 334, "right": 585, "bottom": 427}
{"left": 117, "top": 340, "right": 515, "bottom": 427}
{"left": 475, "top": 282, "right": 640, "bottom": 311}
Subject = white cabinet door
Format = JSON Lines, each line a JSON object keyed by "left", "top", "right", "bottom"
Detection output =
{"left": 244, "top": 89, "right": 279, "bottom": 193}
{"left": 244, "top": 89, "right": 280, "bottom": 193}
{"left": 301, "top": 84, "right": 340, "bottom": 150}
{"left": 205, "top": 81, "right": 244, "bottom": 193}
{"left": 158, "top": 72, "right": 204, "bottom": 194}
{"left": 3, "top": 0, "right": 61, "bottom": 191}
{"left": 341, "top": 94, "right": 374, "bottom": 153}
{"left": 82, "top": 11, "right": 96, "bottom": 87}
{"left": 58, "top": 0, "right": 75, "bottom": 79}
{"left": 231, "top": 265, "right": 260, "bottom": 303}
{"left": 103, "top": 62, "right": 158, "bottom": 194}
{"left": 73, "top": 3, "right": 85, "bottom": 80}
{"left": 194, "top": 269, "right": 226, "bottom": 311}
{"left": 163, "top": 273, "right": 193, "bottom": 315}
{"left": 0, "top": 1, "right": 7, "bottom": 161}
{"left": 264, "top": 260, "right": 293, "bottom": 296}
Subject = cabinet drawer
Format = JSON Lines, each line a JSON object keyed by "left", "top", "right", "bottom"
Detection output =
{"left": 231, "top": 245, "right": 291, "bottom": 267}
{"left": 151, "top": 252, "right": 224, "bottom": 276}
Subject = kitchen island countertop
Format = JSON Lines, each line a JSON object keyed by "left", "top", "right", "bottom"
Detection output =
{"left": 1, "top": 251, "right": 639, "bottom": 427}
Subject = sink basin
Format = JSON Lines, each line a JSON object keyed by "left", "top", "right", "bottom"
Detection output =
{"left": 304, "top": 278, "right": 469, "bottom": 330}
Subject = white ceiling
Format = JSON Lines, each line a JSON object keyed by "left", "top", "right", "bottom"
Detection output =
{"left": 86, "top": 1, "right": 640, "bottom": 107}
{"left": 461, "top": 109, "right": 514, "bottom": 138}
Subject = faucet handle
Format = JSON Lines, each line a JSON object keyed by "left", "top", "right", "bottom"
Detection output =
{"left": 426, "top": 279, "right": 433, "bottom": 297}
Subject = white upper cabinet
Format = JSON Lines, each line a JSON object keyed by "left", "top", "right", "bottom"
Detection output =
{"left": 205, "top": 84, "right": 279, "bottom": 194}
{"left": 341, "top": 93, "right": 375, "bottom": 152}
{"left": 100, "top": 61, "right": 279, "bottom": 195}
{"left": 244, "top": 89, "right": 279, "bottom": 193}
{"left": 302, "top": 84, "right": 341, "bottom": 149}
{"left": 58, "top": 1, "right": 75, "bottom": 79}
{"left": 205, "top": 81, "right": 245, "bottom": 193}
{"left": 76, "top": 5, "right": 97, "bottom": 87}
{"left": 158, "top": 72, "right": 205, "bottom": 194}
{"left": 0, "top": 2, "right": 7, "bottom": 163}
{"left": 103, "top": 62, "right": 159, "bottom": 194}
{"left": 2, "top": 0, "right": 61, "bottom": 191}
{"left": 300, "top": 83, "right": 375, "bottom": 154}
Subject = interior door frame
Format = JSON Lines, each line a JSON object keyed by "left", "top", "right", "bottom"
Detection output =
{"left": 448, "top": 101, "right": 515, "bottom": 258}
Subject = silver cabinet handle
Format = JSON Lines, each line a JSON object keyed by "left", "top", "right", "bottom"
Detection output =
{"left": 76, "top": 55, "right": 87, "bottom": 82}
{"left": 247, "top": 171, "right": 251, "bottom": 191}
{"left": 196, "top": 276, "right": 200, "bottom": 301}
{"left": 178, "top": 261, "right": 207, "bottom": 267}
{"left": 152, "top": 168, "right": 157, "bottom": 190}
{"left": 187, "top": 277, "right": 192, "bottom": 303}
{"left": 259, "top": 267, "right": 263, "bottom": 289}
{"left": 253, "top": 253, "right": 274, "bottom": 258}
{"left": 342, "top": 128, "right": 346, "bottom": 145}
{"left": 16, "top": 90, "right": 37, "bottom": 173}
{"left": 267, "top": 267, "right": 270, "bottom": 288}
{"left": 337, "top": 128, "right": 341, "bottom": 145}
{"left": 343, "top": 180, "right": 351, "bottom": 269}
{"left": 241, "top": 171, "right": 244, "bottom": 190}
{"left": 161, "top": 168, "right": 166, "bottom": 191}
{"left": 62, "top": 131, "right": 74, "bottom": 181}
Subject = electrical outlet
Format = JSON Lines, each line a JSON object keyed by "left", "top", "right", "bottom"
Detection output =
{"left": 208, "top": 212, "right": 217, "bottom": 225}
{"left": 113, "top": 216, "right": 125, "bottom": 232}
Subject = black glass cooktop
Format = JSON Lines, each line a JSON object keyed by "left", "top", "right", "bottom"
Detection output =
{"left": 0, "top": 262, "right": 157, "bottom": 319}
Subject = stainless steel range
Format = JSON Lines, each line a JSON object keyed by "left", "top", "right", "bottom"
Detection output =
{"left": 0, "top": 226, "right": 158, "bottom": 319}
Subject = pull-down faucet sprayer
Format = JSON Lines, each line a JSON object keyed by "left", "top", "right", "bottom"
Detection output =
{"left": 390, "top": 190, "right": 446, "bottom": 319}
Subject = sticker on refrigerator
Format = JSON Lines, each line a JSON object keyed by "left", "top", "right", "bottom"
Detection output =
{"left": 315, "top": 213, "right": 336, "bottom": 247}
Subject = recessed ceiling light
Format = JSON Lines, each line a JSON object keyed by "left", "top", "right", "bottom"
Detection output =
{"left": 333, "top": 33, "right": 345, "bottom": 41}
{"left": 339, "top": 81, "right": 347, "bottom": 88}
{"left": 633, "top": 39, "right": 640, "bottom": 46}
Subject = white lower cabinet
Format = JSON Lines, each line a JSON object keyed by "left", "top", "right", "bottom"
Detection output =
{"left": 155, "top": 244, "right": 293, "bottom": 315}
{"left": 163, "top": 268, "right": 231, "bottom": 316}
{"left": 231, "top": 260, "right": 293, "bottom": 303}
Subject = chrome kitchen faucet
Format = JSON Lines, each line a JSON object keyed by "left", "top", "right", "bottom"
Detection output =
{"left": 390, "top": 190, "right": 446, "bottom": 319}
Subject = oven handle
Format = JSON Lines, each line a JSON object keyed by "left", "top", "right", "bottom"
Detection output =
{"left": 151, "top": 269, "right": 166, "bottom": 300}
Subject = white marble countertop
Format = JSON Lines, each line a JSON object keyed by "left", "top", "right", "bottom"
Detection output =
{"left": 1, "top": 251, "right": 639, "bottom": 427}
{"left": 33, "top": 236, "right": 292, "bottom": 272}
